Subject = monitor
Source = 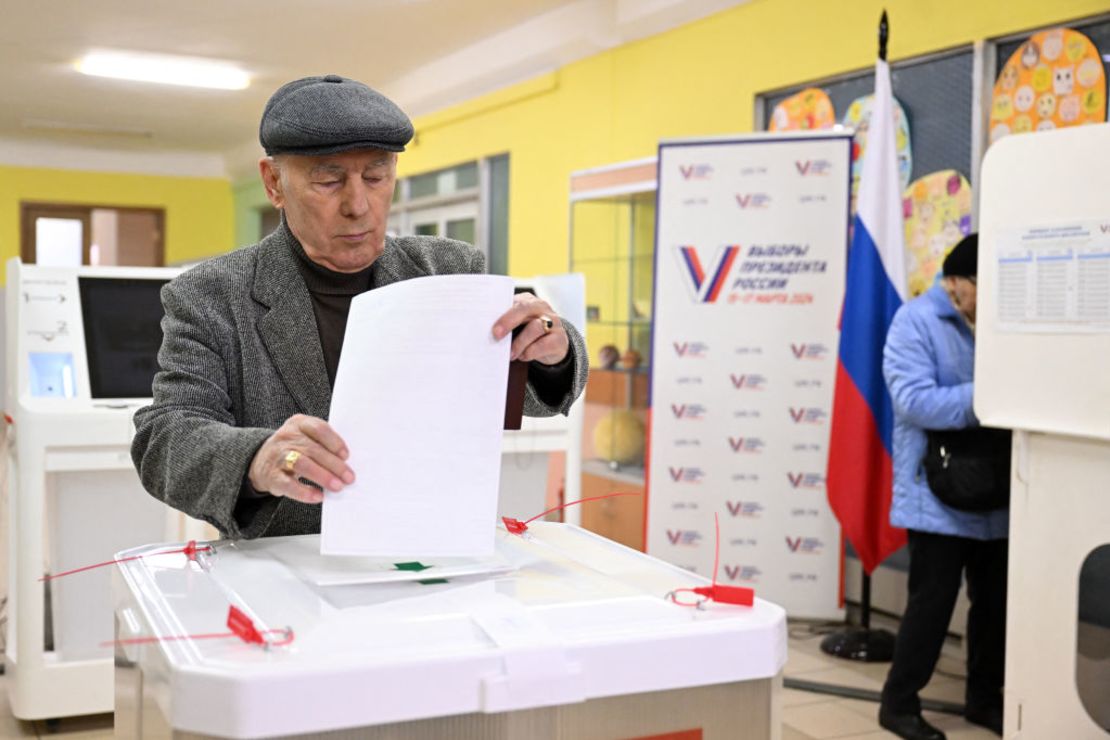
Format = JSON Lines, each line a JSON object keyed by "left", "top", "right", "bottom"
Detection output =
{"left": 78, "top": 277, "right": 169, "bottom": 399}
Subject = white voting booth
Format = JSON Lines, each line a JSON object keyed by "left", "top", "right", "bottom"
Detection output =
{"left": 3, "top": 260, "right": 197, "bottom": 719}
{"left": 112, "top": 524, "right": 786, "bottom": 739}
{"left": 977, "top": 123, "right": 1110, "bottom": 738}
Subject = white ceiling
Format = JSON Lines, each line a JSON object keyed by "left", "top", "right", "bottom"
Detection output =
{"left": 0, "top": 0, "right": 743, "bottom": 178}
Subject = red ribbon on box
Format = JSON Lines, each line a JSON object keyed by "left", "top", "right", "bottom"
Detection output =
{"left": 668, "top": 513, "right": 755, "bottom": 608}
{"left": 502, "top": 491, "right": 640, "bottom": 536}
{"left": 105, "top": 605, "right": 294, "bottom": 649}
{"left": 41, "top": 540, "right": 212, "bottom": 582}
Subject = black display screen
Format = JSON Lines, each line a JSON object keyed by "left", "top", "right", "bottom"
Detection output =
{"left": 78, "top": 277, "right": 169, "bottom": 399}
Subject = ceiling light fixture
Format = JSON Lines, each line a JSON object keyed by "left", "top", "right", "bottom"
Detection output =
{"left": 23, "top": 118, "right": 154, "bottom": 138}
{"left": 76, "top": 50, "right": 250, "bottom": 90}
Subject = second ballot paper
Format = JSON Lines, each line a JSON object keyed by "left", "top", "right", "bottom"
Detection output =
{"left": 321, "top": 274, "right": 514, "bottom": 557}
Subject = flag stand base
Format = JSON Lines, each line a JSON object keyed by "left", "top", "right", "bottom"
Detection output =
{"left": 820, "top": 570, "right": 896, "bottom": 662}
{"left": 819, "top": 627, "right": 895, "bottom": 662}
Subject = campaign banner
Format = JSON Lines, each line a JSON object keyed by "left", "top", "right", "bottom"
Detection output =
{"left": 648, "top": 133, "right": 852, "bottom": 619}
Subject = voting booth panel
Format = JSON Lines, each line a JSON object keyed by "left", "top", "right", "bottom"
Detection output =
{"left": 500, "top": 274, "right": 586, "bottom": 526}
{"left": 977, "top": 123, "right": 1110, "bottom": 738}
{"left": 4, "top": 260, "right": 201, "bottom": 719}
{"left": 112, "top": 524, "right": 785, "bottom": 739}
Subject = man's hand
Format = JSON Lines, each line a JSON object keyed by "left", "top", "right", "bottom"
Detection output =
{"left": 248, "top": 414, "right": 354, "bottom": 504}
{"left": 491, "top": 293, "right": 569, "bottom": 365}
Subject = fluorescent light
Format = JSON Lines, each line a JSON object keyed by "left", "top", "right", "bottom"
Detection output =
{"left": 76, "top": 50, "right": 249, "bottom": 90}
{"left": 23, "top": 118, "right": 153, "bottom": 138}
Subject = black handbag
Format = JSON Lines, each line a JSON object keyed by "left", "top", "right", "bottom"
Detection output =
{"left": 922, "top": 427, "right": 1012, "bottom": 512}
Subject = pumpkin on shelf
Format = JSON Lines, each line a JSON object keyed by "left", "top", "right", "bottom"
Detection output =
{"left": 593, "top": 409, "right": 645, "bottom": 466}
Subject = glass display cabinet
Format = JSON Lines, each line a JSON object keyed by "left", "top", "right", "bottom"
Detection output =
{"left": 568, "top": 157, "right": 656, "bottom": 550}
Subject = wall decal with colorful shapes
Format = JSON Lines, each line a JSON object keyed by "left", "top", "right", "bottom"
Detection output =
{"left": 843, "top": 93, "right": 912, "bottom": 216}
{"left": 769, "top": 87, "right": 836, "bottom": 131}
{"left": 991, "top": 27, "right": 1105, "bottom": 144}
{"left": 902, "top": 170, "right": 973, "bottom": 297}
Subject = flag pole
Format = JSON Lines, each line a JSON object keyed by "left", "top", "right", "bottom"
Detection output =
{"left": 818, "top": 8, "right": 898, "bottom": 665}
{"left": 878, "top": 9, "right": 888, "bottom": 62}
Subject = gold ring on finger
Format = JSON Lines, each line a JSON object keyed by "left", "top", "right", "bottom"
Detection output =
{"left": 538, "top": 315, "right": 554, "bottom": 334}
{"left": 282, "top": 450, "right": 301, "bottom": 474}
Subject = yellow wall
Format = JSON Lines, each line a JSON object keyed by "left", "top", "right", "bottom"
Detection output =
{"left": 397, "top": 0, "right": 1110, "bottom": 282}
{"left": 0, "top": 166, "right": 234, "bottom": 279}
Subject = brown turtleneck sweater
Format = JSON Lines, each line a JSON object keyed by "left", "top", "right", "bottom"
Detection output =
{"left": 290, "top": 239, "right": 374, "bottom": 387}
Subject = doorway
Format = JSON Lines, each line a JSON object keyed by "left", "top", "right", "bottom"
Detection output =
{"left": 21, "top": 203, "right": 165, "bottom": 267}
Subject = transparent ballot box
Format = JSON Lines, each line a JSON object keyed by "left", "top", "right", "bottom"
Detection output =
{"left": 112, "top": 523, "right": 786, "bottom": 739}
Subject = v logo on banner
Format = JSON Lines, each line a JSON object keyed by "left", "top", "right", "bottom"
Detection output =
{"left": 674, "top": 245, "right": 740, "bottom": 303}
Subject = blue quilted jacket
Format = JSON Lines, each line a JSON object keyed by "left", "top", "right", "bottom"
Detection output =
{"left": 882, "top": 284, "right": 1008, "bottom": 539}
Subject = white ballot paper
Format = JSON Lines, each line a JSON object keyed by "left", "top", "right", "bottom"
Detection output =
{"left": 322, "top": 274, "right": 514, "bottom": 557}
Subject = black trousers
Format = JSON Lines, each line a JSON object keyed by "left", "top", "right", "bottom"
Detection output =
{"left": 880, "top": 529, "right": 1009, "bottom": 715}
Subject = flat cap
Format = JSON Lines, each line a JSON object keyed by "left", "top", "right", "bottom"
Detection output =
{"left": 943, "top": 233, "right": 978, "bottom": 278}
{"left": 259, "top": 75, "right": 414, "bottom": 156}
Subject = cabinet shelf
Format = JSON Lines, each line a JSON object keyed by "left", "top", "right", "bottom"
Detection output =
{"left": 587, "top": 319, "right": 652, "bottom": 327}
{"left": 582, "top": 459, "right": 646, "bottom": 486}
{"left": 570, "top": 158, "right": 657, "bottom": 552}
{"left": 585, "top": 368, "right": 650, "bottom": 407}
{"left": 588, "top": 365, "right": 650, "bottom": 375}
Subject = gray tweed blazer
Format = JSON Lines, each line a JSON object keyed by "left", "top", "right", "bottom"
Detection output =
{"left": 131, "top": 224, "right": 588, "bottom": 539}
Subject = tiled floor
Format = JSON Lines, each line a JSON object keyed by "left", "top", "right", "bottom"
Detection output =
{"left": 0, "top": 620, "right": 995, "bottom": 739}
{"left": 782, "top": 620, "right": 997, "bottom": 739}
{"left": 0, "top": 684, "right": 110, "bottom": 739}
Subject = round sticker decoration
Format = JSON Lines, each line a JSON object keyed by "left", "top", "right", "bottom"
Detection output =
{"left": 990, "top": 28, "right": 1105, "bottom": 143}
{"left": 843, "top": 94, "right": 912, "bottom": 214}
{"left": 769, "top": 88, "right": 836, "bottom": 131}
{"left": 902, "top": 170, "right": 973, "bottom": 297}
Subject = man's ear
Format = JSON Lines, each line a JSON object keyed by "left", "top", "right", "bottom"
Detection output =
{"left": 259, "top": 157, "right": 285, "bottom": 209}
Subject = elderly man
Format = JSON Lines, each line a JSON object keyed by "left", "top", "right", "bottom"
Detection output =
{"left": 132, "top": 75, "right": 588, "bottom": 539}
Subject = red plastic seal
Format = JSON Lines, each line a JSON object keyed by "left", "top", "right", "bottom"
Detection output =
{"left": 227, "top": 605, "right": 265, "bottom": 645}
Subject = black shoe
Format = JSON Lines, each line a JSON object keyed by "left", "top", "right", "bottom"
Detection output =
{"left": 964, "top": 705, "right": 1003, "bottom": 736}
{"left": 878, "top": 709, "right": 947, "bottom": 740}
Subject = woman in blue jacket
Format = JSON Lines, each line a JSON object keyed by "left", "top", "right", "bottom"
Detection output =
{"left": 878, "top": 235, "right": 1008, "bottom": 740}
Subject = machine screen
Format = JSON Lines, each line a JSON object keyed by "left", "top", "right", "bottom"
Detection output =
{"left": 78, "top": 277, "right": 169, "bottom": 399}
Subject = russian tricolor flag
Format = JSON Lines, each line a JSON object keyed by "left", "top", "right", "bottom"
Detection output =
{"left": 826, "top": 57, "right": 908, "bottom": 574}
